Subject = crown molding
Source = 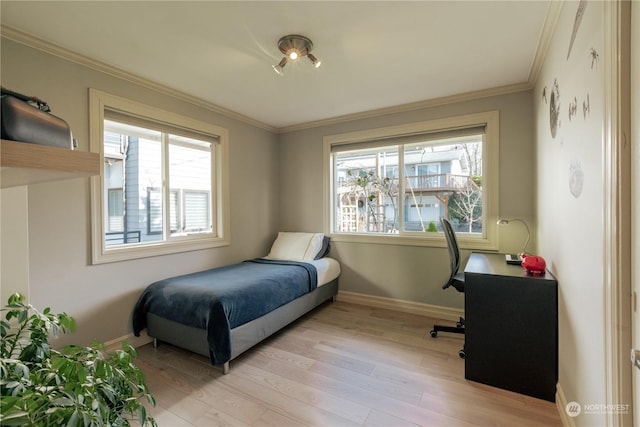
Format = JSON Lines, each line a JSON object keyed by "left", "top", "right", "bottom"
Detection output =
{"left": 528, "top": 0, "right": 564, "bottom": 86}
{"left": 0, "top": 26, "right": 278, "bottom": 133}
{"left": 278, "top": 82, "right": 532, "bottom": 134}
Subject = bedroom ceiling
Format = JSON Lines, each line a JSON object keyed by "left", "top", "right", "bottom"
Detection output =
{"left": 0, "top": 1, "right": 551, "bottom": 131}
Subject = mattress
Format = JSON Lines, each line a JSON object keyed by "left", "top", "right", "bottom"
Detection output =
{"left": 303, "top": 257, "right": 341, "bottom": 286}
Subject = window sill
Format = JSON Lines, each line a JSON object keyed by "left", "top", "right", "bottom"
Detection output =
{"left": 91, "top": 235, "right": 230, "bottom": 264}
{"left": 328, "top": 232, "right": 498, "bottom": 251}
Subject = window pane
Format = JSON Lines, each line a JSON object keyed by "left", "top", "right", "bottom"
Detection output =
{"left": 107, "top": 188, "right": 123, "bottom": 232}
{"left": 168, "top": 135, "right": 212, "bottom": 236}
{"left": 404, "top": 139, "right": 483, "bottom": 233}
{"left": 334, "top": 147, "right": 399, "bottom": 233}
{"left": 103, "top": 121, "right": 162, "bottom": 246}
{"left": 147, "top": 188, "right": 162, "bottom": 234}
{"left": 184, "top": 191, "right": 210, "bottom": 231}
{"left": 169, "top": 190, "right": 179, "bottom": 232}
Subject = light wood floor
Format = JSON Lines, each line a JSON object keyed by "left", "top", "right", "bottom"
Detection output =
{"left": 135, "top": 300, "right": 562, "bottom": 427}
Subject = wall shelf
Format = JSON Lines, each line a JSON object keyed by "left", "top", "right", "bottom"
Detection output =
{"left": 1, "top": 139, "right": 100, "bottom": 188}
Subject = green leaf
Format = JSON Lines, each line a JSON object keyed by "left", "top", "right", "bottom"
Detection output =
{"left": 0, "top": 410, "right": 30, "bottom": 425}
{"left": 82, "top": 412, "right": 91, "bottom": 425}
{"left": 52, "top": 397, "right": 75, "bottom": 407}
{"left": 66, "top": 409, "right": 79, "bottom": 427}
{"left": 7, "top": 293, "right": 24, "bottom": 305}
{"left": 138, "top": 405, "right": 147, "bottom": 424}
{"left": 146, "top": 394, "right": 156, "bottom": 406}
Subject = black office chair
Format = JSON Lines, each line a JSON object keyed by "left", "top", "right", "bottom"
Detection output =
{"left": 430, "top": 217, "right": 466, "bottom": 358}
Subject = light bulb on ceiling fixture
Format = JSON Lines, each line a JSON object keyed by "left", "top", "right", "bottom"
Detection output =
{"left": 288, "top": 51, "right": 299, "bottom": 61}
{"left": 308, "top": 53, "right": 321, "bottom": 68}
{"left": 272, "top": 57, "right": 287, "bottom": 76}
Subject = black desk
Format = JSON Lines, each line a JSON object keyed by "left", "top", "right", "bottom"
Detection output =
{"left": 464, "top": 252, "right": 558, "bottom": 402}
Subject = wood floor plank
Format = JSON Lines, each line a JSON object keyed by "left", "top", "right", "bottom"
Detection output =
{"left": 232, "top": 363, "right": 371, "bottom": 424}
{"left": 193, "top": 409, "right": 252, "bottom": 427}
{"left": 251, "top": 409, "right": 306, "bottom": 427}
{"left": 244, "top": 346, "right": 476, "bottom": 427}
{"left": 135, "top": 301, "right": 562, "bottom": 426}
{"left": 216, "top": 367, "right": 361, "bottom": 427}
{"left": 136, "top": 348, "right": 272, "bottom": 425}
{"left": 268, "top": 333, "right": 377, "bottom": 376}
{"left": 141, "top": 365, "right": 213, "bottom": 424}
{"left": 364, "top": 409, "right": 421, "bottom": 427}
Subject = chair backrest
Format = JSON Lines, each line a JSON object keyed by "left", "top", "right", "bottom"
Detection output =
{"left": 440, "top": 218, "right": 461, "bottom": 289}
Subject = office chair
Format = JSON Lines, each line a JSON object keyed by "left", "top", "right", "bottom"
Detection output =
{"left": 430, "top": 217, "right": 466, "bottom": 358}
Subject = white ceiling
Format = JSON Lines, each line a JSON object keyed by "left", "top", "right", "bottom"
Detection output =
{"left": 0, "top": 1, "right": 551, "bottom": 131}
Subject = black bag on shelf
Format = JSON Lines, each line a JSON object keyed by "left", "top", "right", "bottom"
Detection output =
{"left": 1, "top": 87, "right": 76, "bottom": 149}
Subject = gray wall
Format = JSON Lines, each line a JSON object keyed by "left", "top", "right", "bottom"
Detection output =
{"left": 534, "top": 2, "right": 620, "bottom": 425}
{"left": 0, "top": 39, "right": 280, "bottom": 347}
{"left": 278, "top": 90, "right": 536, "bottom": 308}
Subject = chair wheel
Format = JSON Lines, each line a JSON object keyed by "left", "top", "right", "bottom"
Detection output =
{"left": 458, "top": 349, "right": 465, "bottom": 358}
{"left": 430, "top": 330, "right": 437, "bottom": 338}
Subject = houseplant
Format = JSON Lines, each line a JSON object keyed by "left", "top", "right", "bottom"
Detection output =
{"left": 0, "top": 293, "right": 156, "bottom": 426}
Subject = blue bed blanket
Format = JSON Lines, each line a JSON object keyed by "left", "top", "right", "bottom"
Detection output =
{"left": 132, "top": 259, "right": 317, "bottom": 365}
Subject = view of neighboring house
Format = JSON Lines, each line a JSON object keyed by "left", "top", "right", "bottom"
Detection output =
{"left": 334, "top": 136, "right": 482, "bottom": 234}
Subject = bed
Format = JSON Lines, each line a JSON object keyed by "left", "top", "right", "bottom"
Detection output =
{"left": 132, "top": 232, "right": 340, "bottom": 374}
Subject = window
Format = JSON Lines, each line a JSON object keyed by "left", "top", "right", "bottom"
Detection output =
{"left": 90, "top": 89, "right": 229, "bottom": 263}
{"left": 324, "top": 111, "right": 499, "bottom": 250}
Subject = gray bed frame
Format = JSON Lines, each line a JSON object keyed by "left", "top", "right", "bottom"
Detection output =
{"left": 146, "top": 278, "right": 338, "bottom": 374}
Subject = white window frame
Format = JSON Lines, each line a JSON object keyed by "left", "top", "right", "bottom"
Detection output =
{"left": 89, "top": 89, "right": 230, "bottom": 264}
{"left": 323, "top": 111, "right": 499, "bottom": 250}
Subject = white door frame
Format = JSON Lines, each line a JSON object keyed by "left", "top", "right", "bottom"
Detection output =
{"left": 602, "top": 1, "right": 632, "bottom": 426}
{"left": 630, "top": 1, "right": 639, "bottom": 425}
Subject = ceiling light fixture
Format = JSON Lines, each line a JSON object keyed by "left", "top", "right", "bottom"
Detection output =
{"left": 272, "top": 34, "right": 321, "bottom": 76}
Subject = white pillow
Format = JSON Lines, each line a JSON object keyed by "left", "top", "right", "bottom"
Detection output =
{"left": 266, "top": 232, "right": 325, "bottom": 261}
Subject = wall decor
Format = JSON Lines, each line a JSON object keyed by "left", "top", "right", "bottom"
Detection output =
{"left": 567, "top": 0, "right": 587, "bottom": 60}
{"left": 569, "top": 97, "right": 578, "bottom": 121}
{"left": 583, "top": 94, "right": 590, "bottom": 118}
{"left": 589, "top": 48, "right": 599, "bottom": 69}
{"left": 569, "top": 159, "right": 584, "bottom": 198}
{"left": 550, "top": 79, "right": 560, "bottom": 138}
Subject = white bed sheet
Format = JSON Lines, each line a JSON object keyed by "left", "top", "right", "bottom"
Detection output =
{"left": 306, "top": 257, "right": 341, "bottom": 286}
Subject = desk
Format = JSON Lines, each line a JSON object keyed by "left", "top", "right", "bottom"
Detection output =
{"left": 464, "top": 252, "right": 558, "bottom": 402}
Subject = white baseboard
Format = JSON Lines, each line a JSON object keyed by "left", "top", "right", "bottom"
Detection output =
{"left": 555, "top": 383, "right": 576, "bottom": 427}
{"left": 337, "top": 290, "right": 464, "bottom": 321}
{"left": 104, "top": 331, "right": 153, "bottom": 352}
